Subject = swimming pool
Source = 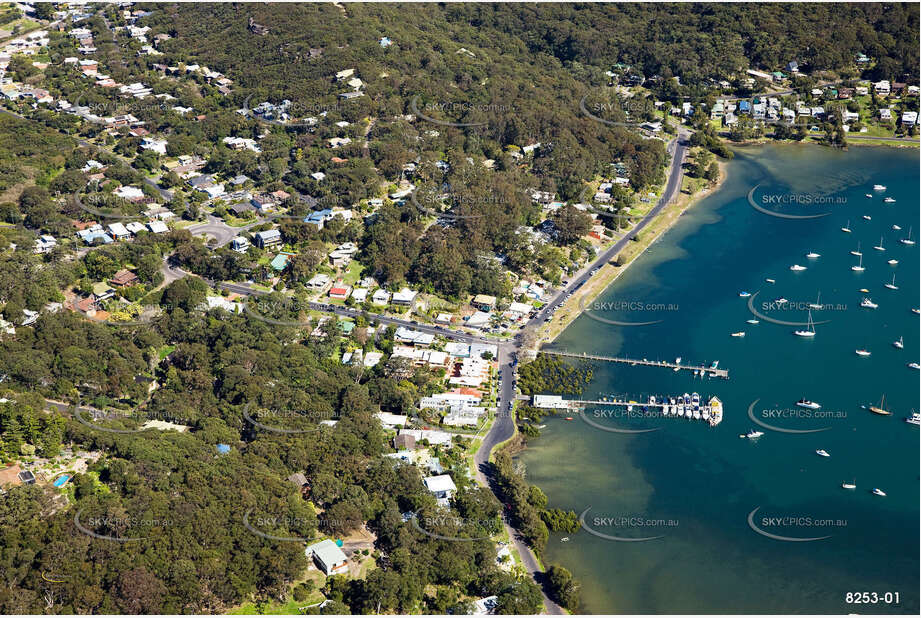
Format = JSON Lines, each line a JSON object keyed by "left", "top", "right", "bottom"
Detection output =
{"left": 52, "top": 475, "right": 70, "bottom": 488}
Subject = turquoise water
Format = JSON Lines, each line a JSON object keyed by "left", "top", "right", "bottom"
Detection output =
{"left": 521, "top": 144, "right": 919, "bottom": 614}
{"left": 53, "top": 475, "right": 70, "bottom": 487}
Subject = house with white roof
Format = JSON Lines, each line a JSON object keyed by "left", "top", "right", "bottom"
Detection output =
{"left": 305, "top": 539, "right": 349, "bottom": 576}
{"left": 423, "top": 474, "right": 457, "bottom": 506}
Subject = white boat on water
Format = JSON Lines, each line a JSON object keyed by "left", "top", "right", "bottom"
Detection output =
{"left": 851, "top": 254, "right": 865, "bottom": 272}
{"left": 909, "top": 362, "right": 921, "bottom": 370}
{"left": 860, "top": 298, "right": 878, "bottom": 309}
{"left": 893, "top": 224, "right": 902, "bottom": 231}
{"left": 872, "top": 488, "right": 886, "bottom": 497}
{"left": 677, "top": 405, "right": 685, "bottom": 418}
{"left": 741, "top": 430, "right": 764, "bottom": 439}
{"left": 693, "top": 408, "right": 701, "bottom": 420}
{"left": 731, "top": 331, "right": 746, "bottom": 337}
{"left": 746, "top": 319, "right": 759, "bottom": 324}
{"left": 794, "top": 310, "right": 817, "bottom": 338}
{"left": 738, "top": 291, "right": 751, "bottom": 297}
{"left": 900, "top": 226, "right": 915, "bottom": 246}
{"left": 765, "top": 278, "right": 775, "bottom": 283}
{"left": 873, "top": 236, "right": 885, "bottom": 251}
{"left": 708, "top": 397, "right": 723, "bottom": 426}
{"left": 797, "top": 399, "right": 821, "bottom": 409}
{"left": 850, "top": 241, "right": 862, "bottom": 256}
{"left": 873, "top": 184, "right": 886, "bottom": 191}
{"left": 865, "top": 193, "right": 872, "bottom": 198}
{"left": 790, "top": 264, "right": 807, "bottom": 271}
{"left": 884, "top": 197, "right": 896, "bottom": 203}
{"left": 884, "top": 275, "right": 898, "bottom": 290}
{"left": 893, "top": 336, "right": 904, "bottom": 349}
{"left": 862, "top": 215, "right": 872, "bottom": 221}
{"left": 842, "top": 480, "right": 856, "bottom": 489}
{"left": 841, "top": 220, "right": 851, "bottom": 233}
{"left": 816, "top": 449, "right": 830, "bottom": 457}
{"left": 906, "top": 412, "right": 921, "bottom": 426}
{"left": 806, "top": 251, "right": 820, "bottom": 259}
{"left": 808, "top": 291, "right": 823, "bottom": 310}
{"left": 775, "top": 297, "right": 789, "bottom": 304}
{"left": 855, "top": 348, "right": 871, "bottom": 356}
{"left": 888, "top": 259, "right": 899, "bottom": 265}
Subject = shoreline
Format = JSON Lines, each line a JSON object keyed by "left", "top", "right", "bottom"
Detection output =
{"left": 538, "top": 154, "right": 728, "bottom": 345}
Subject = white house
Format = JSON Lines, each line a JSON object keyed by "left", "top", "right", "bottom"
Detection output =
{"left": 874, "top": 80, "right": 890, "bottom": 96}
{"left": 423, "top": 474, "right": 457, "bottom": 506}
{"left": 901, "top": 111, "right": 918, "bottom": 127}
{"left": 305, "top": 539, "right": 349, "bottom": 576}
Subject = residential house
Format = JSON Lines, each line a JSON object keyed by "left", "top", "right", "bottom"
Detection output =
{"left": 110, "top": 269, "right": 139, "bottom": 287}
{"left": 307, "top": 273, "right": 331, "bottom": 291}
{"left": 147, "top": 221, "right": 169, "bottom": 234}
{"left": 391, "top": 288, "right": 417, "bottom": 307}
{"left": 371, "top": 289, "right": 391, "bottom": 305}
{"left": 34, "top": 235, "right": 57, "bottom": 254}
{"left": 902, "top": 111, "right": 918, "bottom": 127}
{"left": 107, "top": 222, "right": 131, "bottom": 240}
{"left": 471, "top": 294, "right": 497, "bottom": 311}
{"left": 231, "top": 236, "right": 251, "bottom": 252}
{"left": 879, "top": 108, "right": 892, "bottom": 121}
{"left": 305, "top": 539, "right": 349, "bottom": 576}
{"left": 253, "top": 229, "right": 282, "bottom": 249}
{"left": 423, "top": 474, "right": 457, "bottom": 507}
{"left": 874, "top": 80, "right": 891, "bottom": 96}
{"left": 328, "top": 282, "right": 352, "bottom": 300}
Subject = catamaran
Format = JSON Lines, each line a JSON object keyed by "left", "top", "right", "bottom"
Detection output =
{"left": 794, "top": 310, "right": 816, "bottom": 338}
{"left": 884, "top": 275, "right": 898, "bottom": 290}
{"left": 900, "top": 226, "right": 915, "bottom": 246}
{"left": 873, "top": 236, "right": 885, "bottom": 251}
{"left": 851, "top": 254, "right": 865, "bottom": 272}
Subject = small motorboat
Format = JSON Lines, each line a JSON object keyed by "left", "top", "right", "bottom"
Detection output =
{"left": 888, "top": 259, "right": 899, "bottom": 265}
{"left": 893, "top": 336, "right": 904, "bottom": 349}
{"left": 738, "top": 291, "right": 751, "bottom": 297}
{"left": 841, "top": 480, "right": 856, "bottom": 490}
{"left": 892, "top": 224, "right": 902, "bottom": 231}
{"left": 884, "top": 197, "right": 896, "bottom": 203}
{"left": 790, "top": 264, "right": 807, "bottom": 271}
{"left": 860, "top": 298, "right": 878, "bottom": 309}
{"left": 797, "top": 399, "right": 821, "bottom": 409}
{"left": 855, "top": 349, "right": 871, "bottom": 357}
{"left": 746, "top": 319, "right": 759, "bottom": 324}
{"left": 740, "top": 430, "right": 764, "bottom": 439}
{"left": 806, "top": 251, "right": 820, "bottom": 259}
{"left": 816, "top": 449, "right": 830, "bottom": 457}
{"left": 862, "top": 215, "right": 872, "bottom": 221}
{"left": 731, "top": 331, "right": 746, "bottom": 337}
{"left": 872, "top": 488, "right": 886, "bottom": 497}
{"left": 765, "top": 278, "right": 775, "bottom": 284}
{"left": 873, "top": 184, "right": 886, "bottom": 191}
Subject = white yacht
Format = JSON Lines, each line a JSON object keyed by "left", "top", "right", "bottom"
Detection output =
{"left": 872, "top": 488, "right": 886, "bottom": 497}
{"left": 765, "top": 278, "right": 776, "bottom": 283}
{"left": 906, "top": 412, "right": 921, "bottom": 426}
{"left": 865, "top": 193, "right": 872, "bottom": 198}
{"left": 888, "top": 259, "right": 899, "bottom": 265}
{"left": 731, "top": 331, "right": 746, "bottom": 337}
{"left": 862, "top": 215, "right": 872, "bottom": 221}
{"left": 794, "top": 310, "right": 816, "bottom": 338}
{"left": 892, "top": 224, "right": 902, "bottom": 231}
{"left": 797, "top": 399, "right": 821, "bottom": 409}
{"left": 746, "top": 318, "right": 760, "bottom": 324}
{"left": 884, "top": 197, "right": 896, "bottom": 203}
{"left": 808, "top": 291, "right": 823, "bottom": 310}
{"left": 860, "top": 298, "right": 878, "bottom": 309}
{"left": 873, "top": 236, "right": 885, "bottom": 251}
{"left": 741, "top": 430, "right": 764, "bottom": 439}
{"left": 855, "top": 348, "right": 871, "bottom": 357}
{"left": 842, "top": 480, "right": 856, "bottom": 489}
{"left": 884, "top": 275, "right": 898, "bottom": 290}
{"left": 909, "top": 362, "right": 921, "bottom": 370}
{"left": 775, "top": 297, "right": 789, "bottom": 304}
{"left": 893, "top": 336, "right": 904, "bottom": 349}
{"left": 900, "top": 226, "right": 915, "bottom": 246}
{"left": 738, "top": 291, "right": 751, "bottom": 297}
{"left": 841, "top": 220, "right": 851, "bottom": 233}
{"left": 850, "top": 241, "right": 862, "bottom": 256}
{"left": 790, "top": 264, "right": 807, "bottom": 271}
{"left": 816, "top": 449, "right": 830, "bottom": 457}
{"left": 806, "top": 251, "right": 820, "bottom": 259}
{"left": 873, "top": 184, "right": 886, "bottom": 191}
{"left": 851, "top": 254, "right": 865, "bottom": 272}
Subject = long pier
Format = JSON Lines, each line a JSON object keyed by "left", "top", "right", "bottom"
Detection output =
{"left": 541, "top": 349, "right": 729, "bottom": 379}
